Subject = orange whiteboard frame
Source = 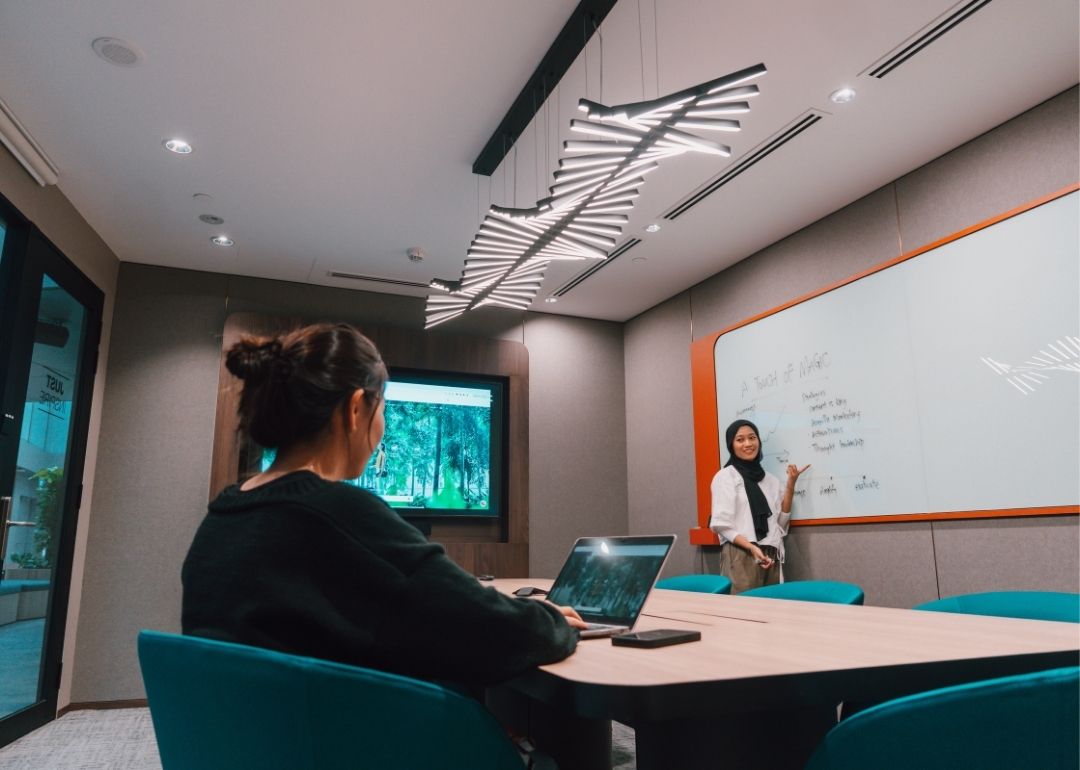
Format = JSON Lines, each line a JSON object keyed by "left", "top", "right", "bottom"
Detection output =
{"left": 689, "top": 184, "right": 1080, "bottom": 545}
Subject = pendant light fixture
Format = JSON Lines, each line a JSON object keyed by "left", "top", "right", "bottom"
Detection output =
{"left": 425, "top": 63, "right": 766, "bottom": 329}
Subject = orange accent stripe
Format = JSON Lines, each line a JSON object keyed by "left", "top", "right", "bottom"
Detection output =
{"left": 691, "top": 333, "right": 723, "bottom": 532}
{"left": 689, "top": 527, "right": 721, "bottom": 545}
{"left": 689, "top": 184, "right": 1080, "bottom": 541}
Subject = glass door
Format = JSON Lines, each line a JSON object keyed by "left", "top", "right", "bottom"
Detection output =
{"left": 0, "top": 203, "right": 102, "bottom": 747}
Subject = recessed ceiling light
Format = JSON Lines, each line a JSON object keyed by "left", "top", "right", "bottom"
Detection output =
{"left": 544, "top": 297, "right": 558, "bottom": 303}
{"left": 632, "top": 256, "right": 647, "bottom": 263}
{"left": 163, "top": 138, "right": 193, "bottom": 154}
{"left": 192, "top": 193, "right": 213, "bottom": 202}
{"left": 210, "top": 235, "right": 234, "bottom": 247}
{"left": 830, "top": 87, "right": 857, "bottom": 104}
{"left": 198, "top": 214, "right": 224, "bottom": 225}
{"left": 644, "top": 223, "right": 661, "bottom": 233}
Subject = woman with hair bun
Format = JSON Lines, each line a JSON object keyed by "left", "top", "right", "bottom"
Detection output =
{"left": 709, "top": 419, "right": 809, "bottom": 593}
{"left": 182, "top": 322, "right": 582, "bottom": 691}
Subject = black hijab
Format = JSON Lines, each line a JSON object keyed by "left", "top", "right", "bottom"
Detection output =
{"left": 724, "top": 419, "right": 771, "bottom": 542}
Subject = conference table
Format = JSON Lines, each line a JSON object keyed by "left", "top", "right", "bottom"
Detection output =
{"left": 486, "top": 579, "right": 1079, "bottom": 770}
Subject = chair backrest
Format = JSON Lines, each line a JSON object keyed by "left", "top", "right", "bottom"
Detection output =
{"left": 137, "top": 630, "right": 523, "bottom": 770}
{"left": 656, "top": 574, "right": 733, "bottom": 594}
{"left": 914, "top": 591, "right": 1080, "bottom": 623}
{"left": 739, "top": 580, "right": 864, "bottom": 605}
{"left": 804, "top": 666, "right": 1080, "bottom": 770}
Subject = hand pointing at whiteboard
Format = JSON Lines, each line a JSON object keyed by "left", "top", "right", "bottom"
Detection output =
{"left": 781, "top": 464, "right": 810, "bottom": 514}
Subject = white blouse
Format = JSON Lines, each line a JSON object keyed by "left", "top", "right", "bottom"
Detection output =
{"left": 708, "top": 465, "right": 791, "bottom": 559}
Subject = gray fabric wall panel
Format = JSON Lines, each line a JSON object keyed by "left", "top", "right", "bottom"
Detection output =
{"left": 624, "top": 292, "right": 698, "bottom": 577}
{"left": 699, "top": 521, "right": 940, "bottom": 608}
{"left": 782, "top": 523, "right": 939, "bottom": 608}
{"left": 523, "top": 313, "right": 629, "bottom": 577}
{"left": 932, "top": 516, "right": 1080, "bottom": 598}
{"left": 72, "top": 267, "right": 229, "bottom": 702}
{"left": 896, "top": 87, "right": 1079, "bottom": 253}
{"left": 689, "top": 185, "right": 901, "bottom": 342}
{"left": 225, "top": 274, "right": 423, "bottom": 326}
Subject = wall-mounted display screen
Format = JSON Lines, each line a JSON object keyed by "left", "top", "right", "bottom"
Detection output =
{"left": 257, "top": 370, "right": 507, "bottom": 519}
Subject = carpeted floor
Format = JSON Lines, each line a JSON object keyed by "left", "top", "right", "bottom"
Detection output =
{"left": 612, "top": 722, "right": 637, "bottom": 769}
{"left": 0, "top": 708, "right": 637, "bottom": 769}
{"left": 0, "top": 708, "right": 162, "bottom": 770}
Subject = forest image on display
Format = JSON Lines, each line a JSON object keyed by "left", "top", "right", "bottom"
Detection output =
{"left": 357, "top": 395, "right": 493, "bottom": 513}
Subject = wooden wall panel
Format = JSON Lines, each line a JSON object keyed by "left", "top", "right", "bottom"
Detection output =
{"left": 210, "top": 312, "right": 530, "bottom": 576}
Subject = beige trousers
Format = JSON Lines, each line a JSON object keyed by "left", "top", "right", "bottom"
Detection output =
{"left": 722, "top": 543, "right": 781, "bottom": 594}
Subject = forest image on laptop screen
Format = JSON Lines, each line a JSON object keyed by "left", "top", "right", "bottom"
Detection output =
{"left": 547, "top": 539, "right": 670, "bottom": 624}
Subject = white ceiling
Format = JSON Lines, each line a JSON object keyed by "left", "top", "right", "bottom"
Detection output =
{"left": 1, "top": 0, "right": 1076, "bottom": 325}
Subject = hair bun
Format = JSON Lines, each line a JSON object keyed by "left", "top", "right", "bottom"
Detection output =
{"left": 225, "top": 337, "right": 285, "bottom": 383}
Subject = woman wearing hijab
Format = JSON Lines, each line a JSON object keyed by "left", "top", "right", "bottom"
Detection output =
{"left": 709, "top": 419, "right": 809, "bottom": 593}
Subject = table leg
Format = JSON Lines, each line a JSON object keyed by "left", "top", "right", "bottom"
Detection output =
{"left": 487, "top": 686, "right": 613, "bottom": 770}
{"left": 633, "top": 705, "right": 836, "bottom": 770}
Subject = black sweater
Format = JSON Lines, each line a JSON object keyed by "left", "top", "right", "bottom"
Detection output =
{"left": 181, "top": 471, "right": 577, "bottom": 685}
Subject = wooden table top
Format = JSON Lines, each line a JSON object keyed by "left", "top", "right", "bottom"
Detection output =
{"left": 492, "top": 579, "right": 1080, "bottom": 721}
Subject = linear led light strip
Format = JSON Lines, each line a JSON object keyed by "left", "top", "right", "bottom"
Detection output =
{"left": 425, "top": 63, "right": 767, "bottom": 329}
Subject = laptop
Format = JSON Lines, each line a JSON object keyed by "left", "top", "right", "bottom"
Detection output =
{"left": 546, "top": 535, "right": 676, "bottom": 639}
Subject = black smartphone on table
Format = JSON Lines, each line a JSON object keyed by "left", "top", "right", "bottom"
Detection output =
{"left": 611, "top": 629, "right": 701, "bottom": 648}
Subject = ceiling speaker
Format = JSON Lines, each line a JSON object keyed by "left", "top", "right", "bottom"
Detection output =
{"left": 91, "top": 37, "right": 142, "bottom": 67}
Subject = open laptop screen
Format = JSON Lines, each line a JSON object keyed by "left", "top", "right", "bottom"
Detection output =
{"left": 547, "top": 535, "right": 675, "bottom": 626}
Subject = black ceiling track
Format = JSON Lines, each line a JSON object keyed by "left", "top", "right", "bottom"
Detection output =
{"left": 472, "top": 0, "right": 619, "bottom": 176}
{"left": 867, "top": 0, "right": 993, "bottom": 79}
{"left": 552, "top": 238, "right": 641, "bottom": 297}
{"left": 326, "top": 271, "right": 431, "bottom": 290}
{"left": 664, "top": 112, "right": 824, "bottom": 221}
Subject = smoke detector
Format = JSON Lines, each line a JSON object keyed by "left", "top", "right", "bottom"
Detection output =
{"left": 407, "top": 247, "right": 426, "bottom": 263}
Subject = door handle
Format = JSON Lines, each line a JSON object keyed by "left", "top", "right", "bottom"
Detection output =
{"left": 0, "top": 496, "right": 9, "bottom": 579}
{"left": 0, "top": 496, "right": 35, "bottom": 577}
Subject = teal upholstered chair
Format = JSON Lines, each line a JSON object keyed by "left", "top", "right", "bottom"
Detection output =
{"left": 739, "top": 580, "right": 864, "bottom": 605}
{"left": 914, "top": 591, "right": 1080, "bottom": 623}
{"left": 843, "top": 591, "right": 1078, "bottom": 721}
{"left": 138, "top": 630, "right": 523, "bottom": 770}
{"left": 656, "top": 574, "right": 733, "bottom": 594}
{"left": 805, "top": 666, "right": 1080, "bottom": 770}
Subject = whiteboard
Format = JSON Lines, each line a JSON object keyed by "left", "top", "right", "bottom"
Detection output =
{"left": 712, "top": 191, "right": 1079, "bottom": 521}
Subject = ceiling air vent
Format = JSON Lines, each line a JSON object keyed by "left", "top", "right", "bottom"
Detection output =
{"left": 326, "top": 271, "right": 431, "bottom": 290}
{"left": 551, "top": 239, "right": 642, "bottom": 298}
{"left": 665, "top": 112, "right": 824, "bottom": 221}
{"left": 865, "top": 0, "right": 993, "bottom": 79}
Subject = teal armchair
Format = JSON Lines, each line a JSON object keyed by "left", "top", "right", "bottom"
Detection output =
{"left": 806, "top": 666, "right": 1080, "bottom": 770}
{"left": 739, "top": 580, "right": 864, "bottom": 605}
{"left": 914, "top": 591, "right": 1079, "bottom": 623}
{"left": 656, "top": 574, "right": 733, "bottom": 594}
{"left": 137, "top": 630, "right": 523, "bottom": 770}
